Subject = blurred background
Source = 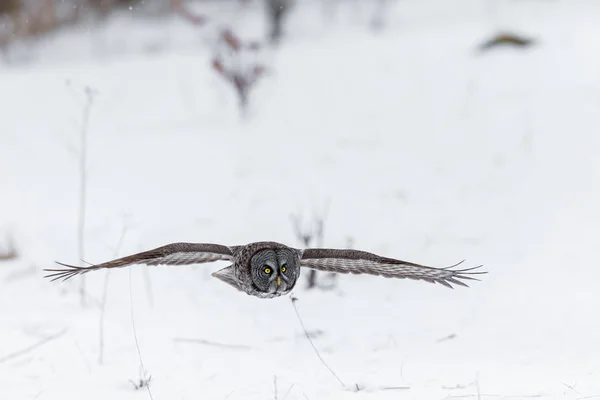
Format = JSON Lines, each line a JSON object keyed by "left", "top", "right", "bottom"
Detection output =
{"left": 1, "top": 0, "right": 600, "bottom": 399}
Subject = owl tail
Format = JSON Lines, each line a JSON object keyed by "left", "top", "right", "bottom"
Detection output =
{"left": 211, "top": 265, "right": 243, "bottom": 291}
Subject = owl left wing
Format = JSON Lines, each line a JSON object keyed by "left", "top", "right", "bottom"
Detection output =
{"left": 44, "top": 242, "right": 236, "bottom": 282}
{"left": 299, "top": 248, "right": 485, "bottom": 288}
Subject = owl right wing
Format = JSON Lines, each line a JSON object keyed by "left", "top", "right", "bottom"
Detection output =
{"left": 299, "top": 248, "right": 485, "bottom": 288}
{"left": 44, "top": 242, "right": 236, "bottom": 282}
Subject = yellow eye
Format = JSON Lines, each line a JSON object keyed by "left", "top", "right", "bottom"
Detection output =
{"left": 264, "top": 267, "right": 272, "bottom": 274}
{"left": 281, "top": 266, "right": 287, "bottom": 273}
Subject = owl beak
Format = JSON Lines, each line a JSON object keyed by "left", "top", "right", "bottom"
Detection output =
{"left": 276, "top": 276, "right": 281, "bottom": 287}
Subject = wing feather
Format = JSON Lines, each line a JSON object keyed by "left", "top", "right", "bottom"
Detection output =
{"left": 299, "top": 248, "right": 485, "bottom": 288}
{"left": 44, "top": 242, "right": 235, "bottom": 282}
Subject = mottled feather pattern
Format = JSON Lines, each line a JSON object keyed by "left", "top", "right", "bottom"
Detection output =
{"left": 231, "top": 241, "right": 295, "bottom": 298}
{"left": 211, "top": 265, "right": 243, "bottom": 291}
{"left": 43, "top": 242, "right": 234, "bottom": 282}
{"left": 45, "top": 240, "right": 486, "bottom": 297}
{"left": 158, "top": 251, "right": 226, "bottom": 265}
{"left": 299, "top": 248, "right": 484, "bottom": 288}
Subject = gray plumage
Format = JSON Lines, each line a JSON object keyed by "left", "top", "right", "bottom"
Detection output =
{"left": 44, "top": 241, "right": 485, "bottom": 298}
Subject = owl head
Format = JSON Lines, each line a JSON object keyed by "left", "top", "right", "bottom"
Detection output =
{"left": 250, "top": 248, "right": 299, "bottom": 296}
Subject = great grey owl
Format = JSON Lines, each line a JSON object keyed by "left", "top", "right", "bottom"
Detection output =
{"left": 44, "top": 241, "right": 485, "bottom": 298}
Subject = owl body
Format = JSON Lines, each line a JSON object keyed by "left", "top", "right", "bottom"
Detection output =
{"left": 45, "top": 240, "right": 485, "bottom": 299}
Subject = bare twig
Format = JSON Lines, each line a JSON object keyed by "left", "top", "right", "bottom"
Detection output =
{"left": 353, "top": 384, "right": 410, "bottom": 392}
{"left": 274, "top": 375, "right": 278, "bottom": 400}
{"left": 0, "top": 328, "right": 68, "bottom": 364}
{"left": 290, "top": 213, "right": 314, "bottom": 290}
{"left": 444, "top": 395, "right": 542, "bottom": 399}
{"left": 77, "top": 86, "right": 96, "bottom": 307}
{"left": 98, "top": 224, "right": 128, "bottom": 365}
{"left": 437, "top": 333, "right": 457, "bottom": 343}
{"left": 281, "top": 384, "right": 295, "bottom": 400}
{"left": 290, "top": 206, "right": 336, "bottom": 289}
{"left": 289, "top": 296, "right": 345, "bottom": 388}
{"left": 265, "top": 0, "right": 292, "bottom": 44}
{"left": 443, "top": 384, "right": 469, "bottom": 390}
{"left": 129, "top": 268, "right": 154, "bottom": 400}
{"left": 73, "top": 339, "right": 91, "bottom": 373}
{"left": 129, "top": 371, "right": 152, "bottom": 391}
{"left": 477, "top": 32, "right": 535, "bottom": 53}
{"left": 173, "top": 337, "right": 252, "bottom": 350}
{"left": 562, "top": 382, "right": 579, "bottom": 394}
{"left": 290, "top": 213, "right": 312, "bottom": 248}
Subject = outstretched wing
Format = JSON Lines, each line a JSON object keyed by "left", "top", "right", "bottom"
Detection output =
{"left": 299, "top": 248, "right": 485, "bottom": 288}
{"left": 44, "top": 242, "right": 235, "bottom": 282}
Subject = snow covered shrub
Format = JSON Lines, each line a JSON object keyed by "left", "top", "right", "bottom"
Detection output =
{"left": 211, "top": 28, "right": 266, "bottom": 115}
{"left": 171, "top": 0, "right": 207, "bottom": 26}
{"left": 290, "top": 211, "right": 339, "bottom": 290}
{"left": 87, "top": 0, "right": 138, "bottom": 17}
{"left": 7, "top": 0, "right": 59, "bottom": 38}
{"left": 0, "top": 0, "right": 21, "bottom": 15}
{"left": 0, "top": 235, "right": 17, "bottom": 261}
{"left": 370, "top": 0, "right": 390, "bottom": 31}
{"left": 0, "top": 0, "right": 81, "bottom": 51}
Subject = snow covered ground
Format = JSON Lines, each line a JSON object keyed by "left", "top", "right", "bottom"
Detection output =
{"left": 1, "top": 0, "right": 600, "bottom": 399}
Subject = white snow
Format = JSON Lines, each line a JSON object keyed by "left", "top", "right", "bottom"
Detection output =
{"left": 1, "top": 0, "right": 600, "bottom": 399}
